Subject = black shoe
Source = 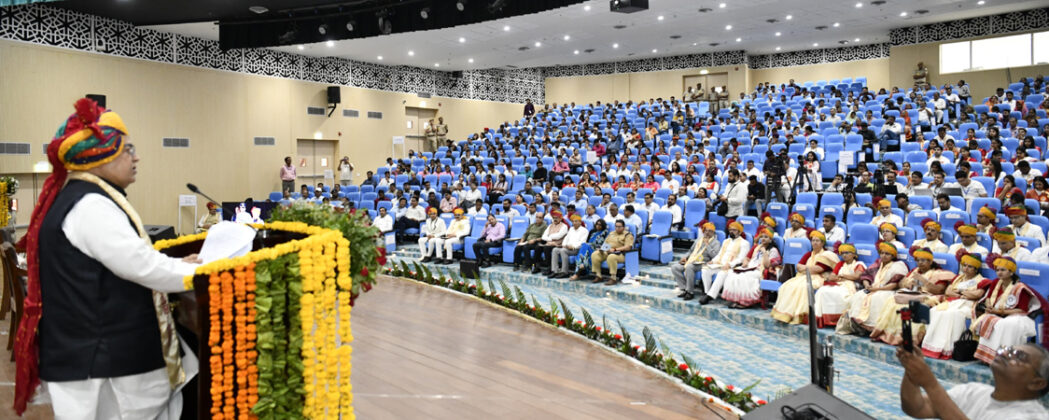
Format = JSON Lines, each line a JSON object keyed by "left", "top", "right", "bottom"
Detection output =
{"left": 682, "top": 292, "right": 695, "bottom": 301}
{"left": 512, "top": 264, "right": 520, "bottom": 271}
{"left": 541, "top": 270, "right": 553, "bottom": 276}
{"left": 531, "top": 267, "right": 542, "bottom": 274}
{"left": 421, "top": 256, "right": 432, "bottom": 263}
{"left": 698, "top": 295, "right": 713, "bottom": 305}
{"left": 677, "top": 291, "right": 688, "bottom": 298}
{"left": 437, "top": 259, "right": 449, "bottom": 265}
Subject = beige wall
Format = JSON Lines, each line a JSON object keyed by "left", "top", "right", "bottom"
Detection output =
{"left": 544, "top": 65, "right": 747, "bottom": 105}
{"left": 748, "top": 58, "right": 891, "bottom": 93}
{"left": 890, "top": 36, "right": 1049, "bottom": 101}
{"left": 0, "top": 40, "right": 522, "bottom": 232}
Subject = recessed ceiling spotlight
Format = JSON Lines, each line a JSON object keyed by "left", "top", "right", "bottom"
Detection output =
{"left": 736, "top": 37, "right": 742, "bottom": 42}
{"left": 669, "top": 34, "right": 682, "bottom": 39}
{"left": 775, "top": 46, "right": 782, "bottom": 51}
{"left": 813, "top": 42, "right": 819, "bottom": 47}
{"left": 585, "top": 48, "right": 594, "bottom": 53}
{"left": 775, "top": 31, "right": 782, "bottom": 36}
{"left": 900, "top": 11, "right": 907, "bottom": 16}
{"left": 434, "top": 63, "right": 440, "bottom": 67}
{"left": 709, "top": 42, "right": 720, "bottom": 46}
{"left": 419, "top": 7, "right": 430, "bottom": 19}
{"left": 297, "top": 45, "right": 305, "bottom": 50}
{"left": 692, "top": 42, "right": 698, "bottom": 46}
{"left": 658, "top": 15, "right": 665, "bottom": 21}
{"left": 725, "top": 24, "right": 732, "bottom": 30}
{"left": 468, "top": 58, "right": 474, "bottom": 63}
{"left": 719, "top": 3, "right": 726, "bottom": 8}
{"left": 503, "top": 25, "right": 510, "bottom": 31}
{"left": 345, "top": 20, "right": 356, "bottom": 31}
{"left": 317, "top": 24, "right": 329, "bottom": 35}
{"left": 456, "top": 0, "right": 467, "bottom": 12}
{"left": 612, "top": 43, "right": 619, "bottom": 48}
{"left": 855, "top": 2, "right": 863, "bottom": 7}
{"left": 785, "top": 14, "right": 793, "bottom": 20}
{"left": 535, "top": 41, "right": 542, "bottom": 47}
{"left": 377, "top": 55, "right": 383, "bottom": 60}
{"left": 833, "top": 22, "right": 840, "bottom": 27}
{"left": 584, "top": 4, "right": 591, "bottom": 11}
{"left": 613, "top": 24, "right": 627, "bottom": 29}
{"left": 838, "top": 40, "right": 849, "bottom": 44}
{"left": 459, "top": 37, "right": 466, "bottom": 43}
{"left": 564, "top": 34, "right": 570, "bottom": 41}
{"left": 652, "top": 48, "right": 658, "bottom": 53}
{"left": 326, "top": 40, "right": 334, "bottom": 47}
{"left": 573, "top": 49, "right": 579, "bottom": 55}
{"left": 408, "top": 50, "right": 415, "bottom": 56}
{"left": 854, "top": 37, "right": 861, "bottom": 42}
{"left": 977, "top": 0, "right": 985, "bottom": 4}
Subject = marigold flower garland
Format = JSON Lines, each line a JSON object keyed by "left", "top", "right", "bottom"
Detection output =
{"left": 155, "top": 221, "right": 360, "bottom": 420}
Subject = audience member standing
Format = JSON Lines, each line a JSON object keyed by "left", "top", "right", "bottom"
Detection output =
{"left": 280, "top": 156, "right": 297, "bottom": 194}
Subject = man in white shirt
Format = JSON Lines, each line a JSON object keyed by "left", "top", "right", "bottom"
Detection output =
{"left": 551, "top": 214, "right": 590, "bottom": 277}
{"left": 932, "top": 126, "right": 955, "bottom": 144}
{"left": 434, "top": 208, "right": 472, "bottom": 265}
{"left": 598, "top": 193, "right": 614, "bottom": 212}
{"left": 933, "top": 193, "right": 961, "bottom": 215}
{"left": 640, "top": 193, "right": 661, "bottom": 225}
{"left": 494, "top": 199, "right": 519, "bottom": 219}
{"left": 784, "top": 213, "right": 809, "bottom": 239}
{"left": 991, "top": 227, "right": 1033, "bottom": 262}
{"left": 878, "top": 115, "right": 903, "bottom": 154}
{"left": 377, "top": 172, "right": 394, "bottom": 189}
{"left": 673, "top": 222, "right": 721, "bottom": 300}
{"left": 947, "top": 171, "right": 987, "bottom": 201}
{"left": 948, "top": 223, "right": 989, "bottom": 256}
{"left": 912, "top": 218, "right": 950, "bottom": 254}
{"left": 461, "top": 182, "right": 483, "bottom": 208}
{"left": 373, "top": 206, "right": 394, "bottom": 233}
{"left": 568, "top": 189, "right": 589, "bottom": 211}
{"left": 467, "top": 200, "right": 488, "bottom": 217}
{"left": 418, "top": 208, "right": 447, "bottom": 262}
{"left": 883, "top": 171, "right": 907, "bottom": 194}
{"left": 661, "top": 175, "right": 680, "bottom": 191}
{"left": 719, "top": 169, "right": 749, "bottom": 219}
{"left": 699, "top": 221, "right": 750, "bottom": 305}
{"left": 535, "top": 211, "right": 569, "bottom": 275}
{"left": 661, "top": 194, "right": 683, "bottom": 229}
{"left": 804, "top": 139, "right": 825, "bottom": 160}
{"left": 926, "top": 145, "right": 951, "bottom": 167}
{"left": 1006, "top": 206, "right": 1047, "bottom": 247}
{"left": 903, "top": 172, "right": 929, "bottom": 196}
{"left": 821, "top": 214, "right": 845, "bottom": 245}
{"left": 897, "top": 343, "right": 1049, "bottom": 420}
{"left": 931, "top": 92, "right": 948, "bottom": 123}
{"left": 582, "top": 205, "right": 601, "bottom": 225}
{"left": 622, "top": 205, "right": 644, "bottom": 233}
{"left": 871, "top": 198, "right": 904, "bottom": 228}
{"left": 1015, "top": 161, "right": 1043, "bottom": 185}
{"left": 742, "top": 160, "right": 763, "bottom": 182}
{"left": 394, "top": 197, "right": 427, "bottom": 242}
{"left": 603, "top": 203, "right": 625, "bottom": 226}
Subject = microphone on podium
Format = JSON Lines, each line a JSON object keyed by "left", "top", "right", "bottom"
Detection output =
{"left": 186, "top": 183, "right": 220, "bottom": 205}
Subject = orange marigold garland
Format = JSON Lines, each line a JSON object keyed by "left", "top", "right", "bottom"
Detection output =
{"left": 207, "top": 273, "right": 223, "bottom": 419}
{"left": 221, "top": 271, "right": 235, "bottom": 419}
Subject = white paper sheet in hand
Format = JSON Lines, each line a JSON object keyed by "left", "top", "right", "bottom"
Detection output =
{"left": 197, "top": 222, "right": 257, "bottom": 263}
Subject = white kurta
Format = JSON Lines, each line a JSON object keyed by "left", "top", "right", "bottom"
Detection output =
{"left": 46, "top": 192, "right": 199, "bottom": 419}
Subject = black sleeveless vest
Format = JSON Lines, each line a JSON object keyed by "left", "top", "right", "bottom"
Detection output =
{"left": 37, "top": 179, "right": 164, "bottom": 381}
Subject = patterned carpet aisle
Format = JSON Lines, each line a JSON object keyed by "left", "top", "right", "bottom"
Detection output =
{"left": 391, "top": 249, "right": 954, "bottom": 420}
{"left": 504, "top": 281, "right": 944, "bottom": 420}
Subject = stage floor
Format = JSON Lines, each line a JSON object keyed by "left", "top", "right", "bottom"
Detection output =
{"left": 351, "top": 276, "right": 730, "bottom": 420}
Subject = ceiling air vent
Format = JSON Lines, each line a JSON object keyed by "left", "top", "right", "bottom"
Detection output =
{"left": 669, "top": 35, "right": 682, "bottom": 39}
{"left": 367, "top": 111, "right": 383, "bottom": 119}
{"left": 343, "top": 109, "right": 359, "bottom": 118}
{"left": 0, "top": 142, "right": 31, "bottom": 155}
{"left": 698, "top": 8, "right": 712, "bottom": 12}
{"left": 307, "top": 106, "right": 325, "bottom": 115}
{"left": 871, "top": 0, "right": 885, "bottom": 5}
{"left": 162, "top": 137, "right": 190, "bottom": 148}
{"left": 766, "top": 18, "right": 778, "bottom": 23}
{"left": 815, "top": 25, "right": 828, "bottom": 30}
{"left": 253, "top": 136, "right": 276, "bottom": 146}
{"left": 613, "top": 24, "right": 627, "bottom": 29}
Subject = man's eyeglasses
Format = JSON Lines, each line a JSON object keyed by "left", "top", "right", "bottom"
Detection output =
{"left": 123, "top": 144, "right": 137, "bottom": 157}
{"left": 996, "top": 346, "right": 1031, "bottom": 365}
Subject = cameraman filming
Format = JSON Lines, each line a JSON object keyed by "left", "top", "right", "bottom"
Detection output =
{"left": 897, "top": 343, "right": 1049, "bottom": 419}
{"left": 763, "top": 150, "right": 788, "bottom": 203}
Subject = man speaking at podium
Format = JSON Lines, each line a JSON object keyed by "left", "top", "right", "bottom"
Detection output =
{"left": 13, "top": 98, "right": 201, "bottom": 419}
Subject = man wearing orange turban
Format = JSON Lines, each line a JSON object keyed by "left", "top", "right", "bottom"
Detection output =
{"left": 992, "top": 226, "right": 1033, "bottom": 262}
{"left": 673, "top": 221, "right": 721, "bottom": 300}
{"left": 871, "top": 198, "right": 903, "bottom": 228}
{"left": 699, "top": 220, "right": 750, "bottom": 304}
{"left": 1005, "top": 206, "right": 1047, "bottom": 247}
{"left": 948, "top": 222, "right": 989, "bottom": 256}
{"left": 912, "top": 218, "right": 949, "bottom": 254}
{"left": 784, "top": 212, "right": 808, "bottom": 239}
{"left": 15, "top": 99, "right": 201, "bottom": 417}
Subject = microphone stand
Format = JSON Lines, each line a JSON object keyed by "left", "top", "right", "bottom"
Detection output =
{"left": 806, "top": 269, "right": 835, "bottom": 393}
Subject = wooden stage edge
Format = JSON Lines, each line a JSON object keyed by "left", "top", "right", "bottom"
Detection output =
{"left": 351, "top": 275, "right": 736, "bottom": 420}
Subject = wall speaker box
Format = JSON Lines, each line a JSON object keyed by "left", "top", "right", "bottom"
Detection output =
{"left": 85, "top": 94, "right": 106, "bottom": 108}
{"left": 327, "top": 86, "right": 341, "bottom": 104}
{"left": 144, "top": 225, "right": 177, "bottom": 242}
{"left": 459, "top": 260, "right": 479, "bottom": 280}
{"left": 742, "top": 384, "right": 875, "bottom": 419}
